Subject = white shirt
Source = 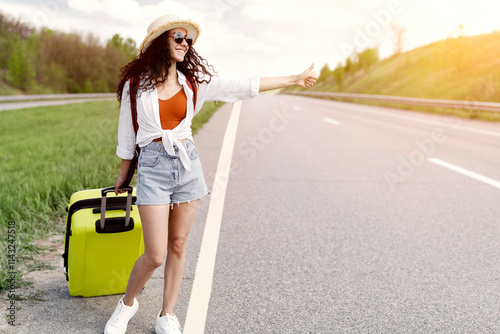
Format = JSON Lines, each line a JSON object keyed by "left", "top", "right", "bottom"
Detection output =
{"left": 116, "top": 71, "right": 260, "bottom": 171}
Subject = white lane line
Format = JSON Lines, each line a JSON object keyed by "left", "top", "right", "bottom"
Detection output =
{"left": 324, "top": 117, "right": 340, "bottom": 125}
{"left": 184, "top": 101, "right": 242, "bottom": 334}
{"left": 360, "top": 108, "right": 500, "bottom": 138}
{"left": 428, "top": 158, "right": 500, "bottom": 189}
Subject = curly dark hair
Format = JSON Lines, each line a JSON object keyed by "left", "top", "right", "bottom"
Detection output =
{"left": 116, "top": 29, "right": 215, "bottom": 104}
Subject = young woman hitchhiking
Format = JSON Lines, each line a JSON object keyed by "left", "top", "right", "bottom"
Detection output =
{"left": 104, "top": 14, "right": 316, "bottom": 334}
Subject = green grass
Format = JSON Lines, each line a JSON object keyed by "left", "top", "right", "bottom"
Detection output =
{"left": 0, "top": 80, "right": 23, "bottom": 95}
{"left": 192, "top": 101, "right": 223, "bottom": 135}
{"left": 0, "top": 99, "right": 221, "bottom": 293}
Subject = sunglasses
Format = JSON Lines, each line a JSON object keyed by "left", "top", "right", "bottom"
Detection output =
{"left": 170, "top": 32, "right": 193, "bottom": 46}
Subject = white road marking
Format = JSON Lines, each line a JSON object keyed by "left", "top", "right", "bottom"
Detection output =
{"left": 324, "top": 117, "right": 340, "bottom": 125}
{"left": 428, "top": 158, "right": 500, "bottom": 189}
{"left": 359, "top": 108, "right": 500, "bottom": 138}
{"left": 184, "top": 101, "right": 242, "bottom": 334}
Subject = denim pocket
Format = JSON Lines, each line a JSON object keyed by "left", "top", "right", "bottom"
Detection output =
{"left": 139, "top": 150, "right": 160, "bottom": 168}
{"left": 185, "top": 140, "right": 199, "bottom": 159}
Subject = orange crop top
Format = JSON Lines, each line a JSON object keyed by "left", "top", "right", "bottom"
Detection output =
{"left": 158, "top": 88, "right": 187, "bottom": 130}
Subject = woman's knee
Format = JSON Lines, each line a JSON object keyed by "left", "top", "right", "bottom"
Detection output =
{"left": 142, "top": 252, "right": 166, "bottom": 268}
{"left": 168, "top": 236, "right": 187, "bottom": 256}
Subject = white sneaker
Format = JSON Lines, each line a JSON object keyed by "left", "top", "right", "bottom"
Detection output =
{"left": 104, "top": 297, "right": 139, "bottom": 334}
{"left": 155, "top": 310, "right": 182, "bottom": 334}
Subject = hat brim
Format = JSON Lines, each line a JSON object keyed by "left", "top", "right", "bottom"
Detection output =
{"left": 139, "top": 19, "right": 200, "bottom": 54}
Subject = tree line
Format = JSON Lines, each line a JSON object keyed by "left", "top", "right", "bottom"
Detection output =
{"left": 317, "top": 47, "right": 380, "bottom": 90}
{"left": 0, "top": 11, "right": 137, "bottom": 94}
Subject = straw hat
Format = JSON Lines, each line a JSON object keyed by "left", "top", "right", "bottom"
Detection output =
{"left": 139, "top": 14, "right": 201, "bottom": 54}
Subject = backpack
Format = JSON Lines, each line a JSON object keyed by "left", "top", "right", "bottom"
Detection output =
{"left": 121, "top": 75, "right": 198, "bottom": 187}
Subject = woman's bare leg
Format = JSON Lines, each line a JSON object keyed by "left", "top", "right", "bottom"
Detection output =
{"left": 122, "top": 204, "right": 170, "bottom": 306}
{"left": 162, "top": 200, "right": 199, "bottom": 315}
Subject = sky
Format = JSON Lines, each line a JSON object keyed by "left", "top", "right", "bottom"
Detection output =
{"left": 1, "top": 0, "right": 500, "bottom": 78}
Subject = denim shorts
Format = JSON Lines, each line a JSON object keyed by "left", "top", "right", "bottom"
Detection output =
{"left": 135, "top": 140, "right": 209, "bottom": 207}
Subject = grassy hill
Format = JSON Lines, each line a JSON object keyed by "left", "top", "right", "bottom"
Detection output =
{"left": 0, "top": 79, "right": 24, "bottom": 95}
{"left": 309, "top": 32, "right": 500, "bottom": 103}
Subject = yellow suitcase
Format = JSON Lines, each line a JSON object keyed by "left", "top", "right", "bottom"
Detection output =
{"left": 62, "top": 186, "right": 144, "bottom": 297}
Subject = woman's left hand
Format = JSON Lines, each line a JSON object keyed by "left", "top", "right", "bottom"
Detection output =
{"left": 295, "top": 64, "right": 317, "bottom": 89}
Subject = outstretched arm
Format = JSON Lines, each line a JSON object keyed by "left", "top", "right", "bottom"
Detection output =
{"left": 259, "top": 64, "right": 317, "bottom": 92}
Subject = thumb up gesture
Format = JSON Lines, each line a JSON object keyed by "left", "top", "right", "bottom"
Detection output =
{"left": 295, "top": 64, "right": 317, "bottom": 89}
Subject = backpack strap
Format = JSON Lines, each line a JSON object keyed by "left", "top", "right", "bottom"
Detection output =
{"left": 122, "top": 77, "right": 140, "bottom": 185}
{"left": 129, "top": 77, "right": 139, "bottom": 133}
{"left": 186, "top": 75, "right": 198, "bottom": 111}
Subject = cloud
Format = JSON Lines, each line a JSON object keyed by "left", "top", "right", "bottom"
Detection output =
{"left": 66, "top": 0, "right": 105, "bottom": 14}
{"left": 65, "top": 0, "right": 215, "bottom": 46}
{"left": 67, "top": 0, "right": 145, "bottom": 22}
{"left": 67, "top": 0, "right": 191, "bottom": 23}
{"left": 241, "top": 0, "right": 359, "bottom": 27}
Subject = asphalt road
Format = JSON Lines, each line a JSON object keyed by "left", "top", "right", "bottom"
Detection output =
{"left": 3, "top": 94, "right": 500, "bottom": 333}
{"left": 0, "top": 97, "right": 115, "bottom": 111}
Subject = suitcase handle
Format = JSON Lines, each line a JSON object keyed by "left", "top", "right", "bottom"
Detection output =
{"left": 100, "top": 186, "right": 133, "bottom": 230}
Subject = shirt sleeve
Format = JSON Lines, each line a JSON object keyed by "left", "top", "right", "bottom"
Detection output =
{"left": 195, "top": 76, "right": 260, "bottom": 112}
{"left": 116, "top": 79, "right": 136, "bottom": 160}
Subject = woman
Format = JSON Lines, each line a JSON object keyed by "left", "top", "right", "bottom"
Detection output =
{"left": 105, "top": 14, "right": 316, "bottom": 334}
